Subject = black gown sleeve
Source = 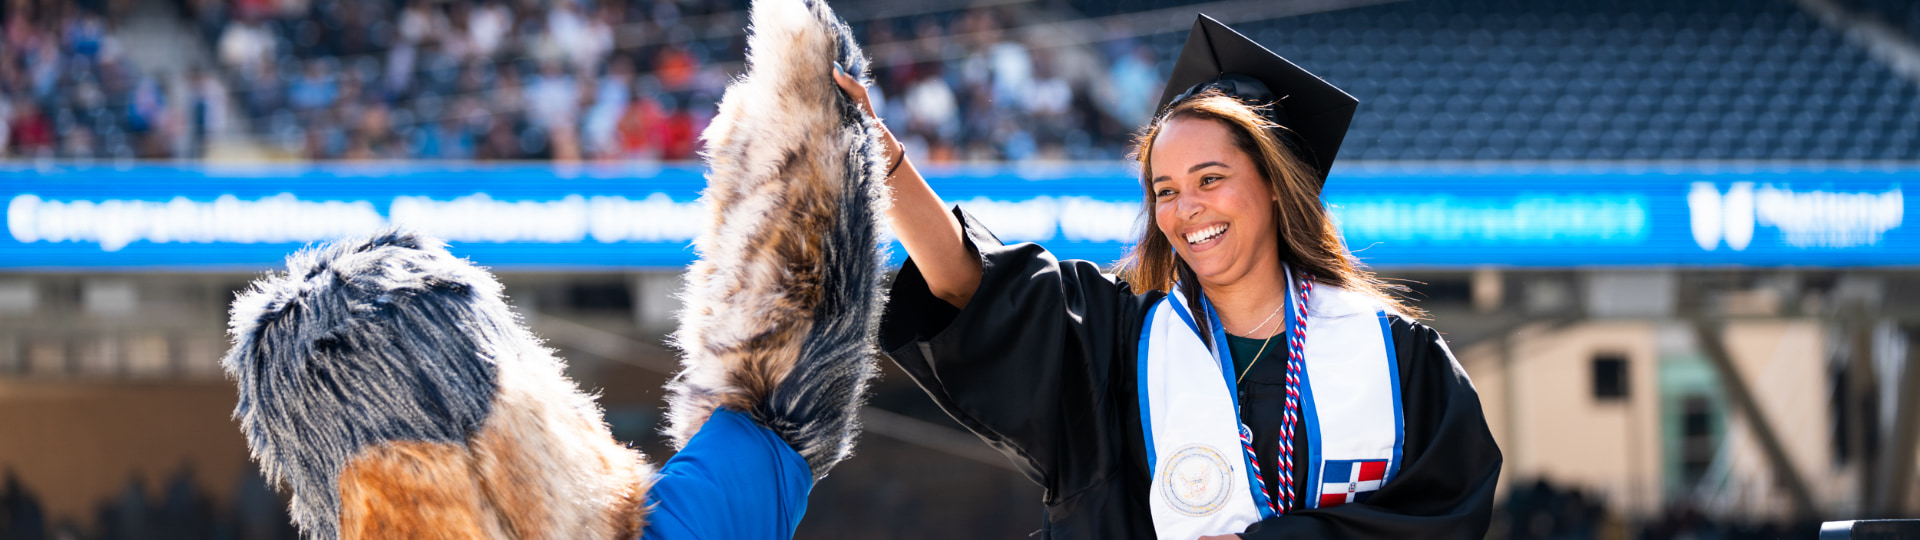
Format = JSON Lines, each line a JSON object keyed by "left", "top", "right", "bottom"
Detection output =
{"left": 1239, "top": 317, "right": 1503, "bottom": 540}
{"left": 878, "top": 206, "right": 1156, "bottom": 507}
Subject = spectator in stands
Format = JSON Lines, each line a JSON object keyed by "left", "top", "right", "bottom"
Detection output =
{"left": 986, "top": 34, "right": 1034, "bottom": 113}
{"left": 558, "top": 3, "right": 615, "bottom": 75}
{"left": 99, "top": 475, "right": 154, "bottom": 538}
{"left": 476, "top": 110, "right": 521, "bottom": 160}
{"left": 653, "top": 43, "right": 698, "bottom": 93}
{"left": 614, "top": 90, "right": 658, "bottom": 160}
{"left": 239, "top": 64, "right": 285, "bottom": 132}
{"left": 490, "top": 65, "right": 527, "bottom": 130}
{"left": 288, "top": 60, "right": 338, "bottom": 113}
{"left": 585, "top": 54, "right": 635, "bottom": 159}
{"left": 467, "top": 0, "right": 513, "bottom": 59}
{"left": 216, "top": 13, "right": 273, "bottom": 74}
{"left": 409, "top": 109, "right": 461, "bottom": 160}
{"left": 158, "top": 465, "right": 215, "bottom": 539}
{"left": 902, "top": 61, "right": 958, "bottom": 157}
{"left": 525, "top": 60, "right": 579, "bottom": 131}
{"left": 64, "top": 122, "right": 98, "bottom": 160}
{"left": 188, "top": 66, "right": 231, "bottom": 157}
{"left": 344, "top": 103, "right": 397, "bottom": 160}
{"left": 1, "top": 469, "right": 46, "bottom": 540}
{"left": 233, "top": 465, "right": 297, "bottom": 539}
{"left": 63, "top": 12, "right": 106, "bottom": 60}
{"left": 397, "top": 1, "right": 443, "bottom": 50}
{"left": 8, "top": 98, "right": 53, "bottom": 158}
{"left": 1102, "top": 44, "right": 1161, "bottom": 131}
{"left": 126, "top": 73, "right": 167, "bottom": 145}
{"left": 23, "top": 38, "right": 59, "bottom": 101}
{"left": 0, "top": 98, "right": 11, "bottom": 157}
{"left": 1026, "top": 50, "right": 1074, "bottom": 160}
{"left": 652, "top": 94, "right": 697, "bottom": 161}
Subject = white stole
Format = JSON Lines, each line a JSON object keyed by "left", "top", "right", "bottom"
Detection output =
{"left": 1139, "top": 276, "right": 1406, "bottom": 538}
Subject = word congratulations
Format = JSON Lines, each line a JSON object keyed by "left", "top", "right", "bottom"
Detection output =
{"left": 7, "top": 193, "right": 707, "bottom": 251}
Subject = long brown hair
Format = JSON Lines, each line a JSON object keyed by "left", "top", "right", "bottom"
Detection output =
{"left": 1116, "top": 89, "right": 1422, "bottom": 322}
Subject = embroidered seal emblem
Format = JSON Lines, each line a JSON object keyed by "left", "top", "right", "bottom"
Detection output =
{"left": 1159, "top": 444, "right": 1235, "bottom": 516}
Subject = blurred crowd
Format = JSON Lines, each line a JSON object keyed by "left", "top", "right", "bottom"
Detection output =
{"left": 858, "top": 9, "right": 1163, "bottom": 163}
{"left": 3, "top": 0, "right": 1167, "bottom": 162}
{"left": 8, "top": 0, "right": 1920, "bottom": 163}
{"left": 0, "top": 0, "right": 181, "bottom": 160}
{"left": 190, "top": 0, "right": 733, "bottom": 160}
{"left": 1497, "top": 479, "right": 1822, "bottom": 540}
{"left": 0, "top": 467, "right": 297, "bottom": 540}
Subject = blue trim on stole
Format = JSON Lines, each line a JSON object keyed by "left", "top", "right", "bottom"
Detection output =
{"left": 1168, "top": 294, "right": 1202, "bottom": 338}
{"left": 1300, "top": 366, "right": 1324, "bottom": 509}
{"left": 1138, "top": 301, "right": 1161, "bottom": 479}
{"left": 1378, "top": 310, "right": 1406, "bottom": 485}
{"left": 1292, "top": 282, "right": 1326, "bottom": 510}
{"left": 1196, "top": 294, "right": 1275, "bottom": 519}
{"left": 1195, "top": 296, "right": 1237, "bottom": 412}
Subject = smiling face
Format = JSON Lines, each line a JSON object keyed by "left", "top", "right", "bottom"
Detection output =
{"left": 1148, "top": 116, "right": 1284, "bottom": 290}
{"left": 1119, "top": 93, "right": 1420, "bottom": 318}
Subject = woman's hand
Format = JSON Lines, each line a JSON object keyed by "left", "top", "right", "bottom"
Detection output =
{"left": 831, "top": 66, "right": 904, "bottom": 175}
{"left": 828, "top": 63, "right": 978, "bottom": 308}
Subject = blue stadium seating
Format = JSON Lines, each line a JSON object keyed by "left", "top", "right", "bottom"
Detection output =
{"left": 1104, "top": 0, "right": 1918, "bottom": 160}
{"left": 1846, "top": 0, "right": 1920, "bottom": 42}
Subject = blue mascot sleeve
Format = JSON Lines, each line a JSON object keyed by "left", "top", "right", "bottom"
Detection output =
{"left": 641, "top": 408, "right": 815, "bottom": 539}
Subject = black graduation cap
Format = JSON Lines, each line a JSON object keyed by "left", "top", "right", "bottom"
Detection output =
{"left": 1156, "top": 14, "right": 1358, "bottom": 181}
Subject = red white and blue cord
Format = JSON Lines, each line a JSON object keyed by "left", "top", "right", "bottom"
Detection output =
{"left": 1240, "top": 422, "right": 1272, "bottom": 513}
{"left": 1275, "top": 272, "right": 1312, "bottom": 513}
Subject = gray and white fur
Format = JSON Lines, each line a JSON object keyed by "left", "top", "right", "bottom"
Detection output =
{"left": 225, "top": 231, "right": 506, "bottom": 538}
{"left": 227, "top": 230, "right": 657, "bottom": 540}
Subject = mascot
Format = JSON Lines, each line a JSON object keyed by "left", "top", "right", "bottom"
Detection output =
{"left": 218, "top": 0, "right": 891, "bottom": 537}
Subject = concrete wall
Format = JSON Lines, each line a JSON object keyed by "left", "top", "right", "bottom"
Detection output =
{"left": 1457, "top": 319, "right": 1835, "bottom": 519}
{"left": 0, "top": 380, "right": 254, "bottom": 526}
{"left": 1709, "top": 321, "right": 1835, "bottom": 518}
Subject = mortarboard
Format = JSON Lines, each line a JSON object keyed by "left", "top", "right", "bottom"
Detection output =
{"left": 1156, "top": 14, "right": 1358, "bottom": 182}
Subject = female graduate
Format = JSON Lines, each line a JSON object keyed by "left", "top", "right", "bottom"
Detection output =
{"left": 835, "top": 15, "right": 1501, "bottom": 540}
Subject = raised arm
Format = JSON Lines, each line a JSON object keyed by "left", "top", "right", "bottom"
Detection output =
{"left": 833, "top": 69, "right": 981, "bottom": 308}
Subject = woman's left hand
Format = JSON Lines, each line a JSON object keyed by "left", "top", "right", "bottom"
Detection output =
{"left": 831, "top": 65, "right": 903, "bottom": 173}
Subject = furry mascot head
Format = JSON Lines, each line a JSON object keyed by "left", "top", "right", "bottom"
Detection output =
{"left": 221, "top": 0, "right": 888, "bottom": 537}
{"left": 225, "top": 231, "right": 654, "bottom": 539}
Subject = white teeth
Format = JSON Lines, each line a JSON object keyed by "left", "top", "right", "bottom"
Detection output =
{"left": 1185, "top": 225, "right": 1227, "bottom": 244}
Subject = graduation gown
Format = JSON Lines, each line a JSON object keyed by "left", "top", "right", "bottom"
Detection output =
{"left": 879, "top": 208, "right": 1502, "bottom": 539}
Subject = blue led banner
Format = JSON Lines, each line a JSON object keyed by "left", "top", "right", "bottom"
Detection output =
{"left": 0, "top": 162, "right": 1911, "bottom": 270}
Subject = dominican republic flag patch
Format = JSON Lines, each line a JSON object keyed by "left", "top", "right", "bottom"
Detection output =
{"left": 1318, "top": 459, "right": 1388, "bottom": 508}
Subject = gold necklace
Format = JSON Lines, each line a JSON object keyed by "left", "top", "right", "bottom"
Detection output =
{"left": 1234, "top": 302, "right": 1285, "bottom": 384}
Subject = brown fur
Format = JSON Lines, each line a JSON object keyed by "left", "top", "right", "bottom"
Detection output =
{"left": 339, "top": 441, "right": 513, "bottom": 540}
{"left": 335, "top": 349, "right": 655, "bottom": 540}
{"left": 468, "top": 347, "right": 654, "bottom": 540}
{"left": 669, "top": 12, "right": 877, "bottom": 442}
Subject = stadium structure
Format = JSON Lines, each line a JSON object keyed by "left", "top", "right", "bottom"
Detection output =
{"left": 0, "top": 0, "right": 1916, "bottom": 538}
